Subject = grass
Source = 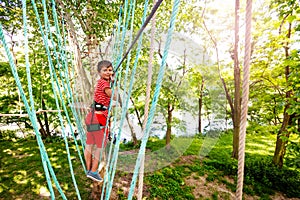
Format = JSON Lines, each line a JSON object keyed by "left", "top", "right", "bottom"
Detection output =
{"left": 0, "top": 130, "right": 299, "bottom": 199}
{"left": 0, "top": 136, "right": 91, "bottom": 199}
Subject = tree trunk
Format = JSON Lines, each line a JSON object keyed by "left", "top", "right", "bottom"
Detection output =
{"left": 87, "top": 34, "right": 101, "bottom": 92}
{"left": 55, "top": 0, "right": 91, "bottom": 106}
{"left": 232, "top": 0, "right": 241, "bottom": 159}
{"left": 37, "top": 115, "right": 47, "bottom": 138}
{"left": 166, "top": 102, "right": 173, "bottom": 147}
{"left": 273, "top": 108, "right": 291, "bottom": 167}
{"left": 126, "top": 112, "right": 138, "bottom": 145}
{"left": 273, "top": 20, "right": 293, "bottom": 167}
{"left": 42, "top": 99, "right": 50, "bottom": 136}
{"left": 198, "top": 79, "right": 205, "bottom": 133}
{"left": 119, "top": 95, "right": 138, "bottom": 145}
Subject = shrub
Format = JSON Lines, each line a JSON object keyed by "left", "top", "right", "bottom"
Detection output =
{"left": 244, "top": 157, "right": 300, "bottom": 197}
{"left": 203, "top": 159, "right": 238, "bottom": 176}
{"left": 145, "top": 167, "right": 194, "bottom": 199}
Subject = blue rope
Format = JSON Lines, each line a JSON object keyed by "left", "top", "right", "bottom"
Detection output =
{"left": 21, "top": 0, "right": 55, "bottom": 198}
{"left": 49, "top": 0, "right": 86, "bottom": 170}
{"left": 127, "top": 0, "right": 181, "bottom": 198}
{"left": 31, "top": 0, "right": 82, "bottom": 198}
{"left": 0, "top": 23, "right": 67, "bottom": 199}
{"left": 104, "top": 0, "right": 150, "bottom": 198}
{"left": 112, "top": 6, "right": 123, "bottom": 67}
{"left": 103, "top": 0, "right": 135, "bottom": 199}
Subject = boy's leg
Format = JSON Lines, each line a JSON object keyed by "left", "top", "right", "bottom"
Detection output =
{"left": 84, "top": 144, "right": 93, "bottom": 172}
{"left": 87, "top": 147, "right": 103, "bottom": 182}
{"left": 99, "top": 148, "right": 106, "bottom": 171}
{"left": 91, "top": 147, "right": 101, "bottom": 172}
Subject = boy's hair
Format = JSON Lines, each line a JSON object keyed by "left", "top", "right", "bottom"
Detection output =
{"left": 97, "top": 60, "right": 113, "bottom": 72}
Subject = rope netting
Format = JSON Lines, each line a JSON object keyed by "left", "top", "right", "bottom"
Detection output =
{"left": 0, "top": 0, "right": 182, "bottom": 199}
{"left": 0, "top": 0, "right": 253, "bottom": 199}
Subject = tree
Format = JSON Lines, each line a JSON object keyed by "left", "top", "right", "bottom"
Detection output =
{"left": 55, "top": 0, "right": 121, "bottom": 105}
{"left": 271, "top": 0, "right": 299, "bottom": 167}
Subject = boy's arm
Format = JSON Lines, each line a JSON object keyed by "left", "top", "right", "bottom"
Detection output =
{"left": 104, "top": 87, "right": 118, "bottom": 100}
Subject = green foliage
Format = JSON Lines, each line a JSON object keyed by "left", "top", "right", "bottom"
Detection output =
{"left": 1, "top": 131, "right": 300, "bottom": 199}
{"left": 247, "top": 122, "right": 280, "bottom": 135}
{"left": 145, "top": 167, "right": 194, "bottom": 200}
{"left": 203, "top": 159, "right": 238, "bottom": 176}
{"left": 244, "top": 157, "right": 300, "bottom": 198}
{"left": 286, "top": 140, "right": 300, "bottom": 168}
{"left": 0, "top": 136, "right": 90, "bottom": 199}
{"left": 184, "top": 137, "right": 203, "bottom": 155}
{"left": 0, "top": 130, "right": 19, "bottom": 141}
{"left": 59, "top": 0, "right": 121, "bottom": 39}
{"left": 146, "top": 137, "right": 166, "bottom": 151}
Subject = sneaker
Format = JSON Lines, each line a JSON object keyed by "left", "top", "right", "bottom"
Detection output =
{"left": 87, "top": 171, "right": 103, "bottom": 182}
{"left": 86, "top": 170, "right": 91, "bottom": 176}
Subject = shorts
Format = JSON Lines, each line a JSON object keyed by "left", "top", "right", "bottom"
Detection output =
{"left": 86, "top": 128, "right": 109, "bottom": 148}
{"left": 86, "top": 113, "right": 109, "bottom": 148}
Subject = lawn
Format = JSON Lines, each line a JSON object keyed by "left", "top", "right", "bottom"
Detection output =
{"left": 0, "top": 131, "right": 299, "bottom": 199}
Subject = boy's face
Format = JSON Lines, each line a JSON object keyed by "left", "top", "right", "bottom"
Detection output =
{"left": 99, "top": 66, "right": 114, "bottom": 81}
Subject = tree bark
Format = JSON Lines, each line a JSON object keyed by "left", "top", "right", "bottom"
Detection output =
{"left": 273, "top": 20, "right": 293, "bottom": 167}
{"left": 273, "top": 107, "right": 291, "bottom": 167}
{"left": 198, "top": 79, "right": 205, "bottom": 133}
{"left": 126, "top": 112, "right": 138, "bottom": 145}
{"left": 87, "top": 33, "right": 101, "bottom": 92}
{"left": 42, "top": 99, "right": 50, "bottom": 136}
{"left": 232, "top": 0, "right": 241, "bottom": 159}
{"left": 118, "top": 95, "right": 138, "bottom": 145}
{"left": 55, "top": 0, "right": 91, "bottom": 106}
{"left": 166, "top": 101, "right": 173, "bottom": 148}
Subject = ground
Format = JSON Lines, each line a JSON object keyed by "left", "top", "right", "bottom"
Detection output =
{"left": 106, "top": 155, "right": 300, "bottom": 200}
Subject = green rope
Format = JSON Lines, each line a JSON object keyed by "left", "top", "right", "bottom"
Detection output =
{"left": 31, "top": 0, "right": 82, "bottom": 198}
{"left": 103, "top": 0, "right": 150, "bottom": 198}
{"left": 114, "top": 0, "right": 164, "bottom": 72}
{"left": 2, "top": 0, "right": 180, "bottom": 198}
{"left": 102, "top": 0, "right": 136, "bottom": 191}
{"left": 49, "top": 0, "right": 86, "bottom": 169}
{"left": 112, "top": 6, "right": 123, "bottom": 67}
{"left": 0, "top": 23, "right": 67, "bottom": 199}
{"left": 21, "top": 0, "right": 55, "bottom": 198}
{"left": 128, "top": 0, "right": 181, "bottom": 198}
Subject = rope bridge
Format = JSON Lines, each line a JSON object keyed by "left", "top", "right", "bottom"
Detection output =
{"left": 0, "top": 0, "right": 181, "bottom": 199}
{"left": 0, "top": 0, "right": 252, "bottom": 199}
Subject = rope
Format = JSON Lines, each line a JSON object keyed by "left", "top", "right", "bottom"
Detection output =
{"left": 0, "top": 24, "right": 67, "bottom": 200}
{"left": 103, "top": 0, "right": 150, "bottom": 198}
{"left": 21, "top": 0, "right": 55, "bottom": 198}
{"left": 114, "top": 0, "right": 164, "bottom": 72}
{"left": 50, "top": 0, "right": 86, "bottom": 166}
{"left": 128, "top": 0, "right": 181, "bottom": 198}
{"left": 137, "top": 0, "right": 157, "bottom": 198}
{"left": 2, "top": 0, "right": 179, "bottom": 198}
{"left": 31, "top": 0, "right": 86, "bottom": 197}
{"left": 42, "top": 0, "right": 83, "bottom": 192}
{"left": 236, "top": 0, "right": 252, "bottom": 199}
{"left": 112, "top": 7, "right": 123, "bottom": 67}
{"left": 100, "top": 1, "right": 136, "bottom": 198}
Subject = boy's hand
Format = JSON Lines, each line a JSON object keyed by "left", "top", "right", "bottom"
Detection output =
{"left": 110, "top": 73, "right": 116, "bottom": 83}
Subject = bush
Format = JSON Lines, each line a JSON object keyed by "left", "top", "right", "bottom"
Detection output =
{"left": 244, "top": 157, "right": 300, "bottom": 197}
{"left": 0, "top": 130, "right": 18, "bottom": 141}
{"left": 203, "top": 159, "right": 238, "bottom": 176}
{"left": 247, "top": 123, "right": 279, "bottom": 135}
{"left": 201, "top": 156, "right": 300, "bottom": 198}
{"left": 146, "top": 167, "right": 194, "bottom": 199}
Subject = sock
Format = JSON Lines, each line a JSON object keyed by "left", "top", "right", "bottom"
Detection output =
{"left": 91, "top": 171, "right": 98, "bottom": 175}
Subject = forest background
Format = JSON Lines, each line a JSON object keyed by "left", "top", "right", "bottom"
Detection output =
{"left": 0, "top": 0, "right": 299, "bottom": 199}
